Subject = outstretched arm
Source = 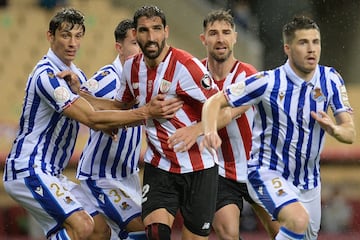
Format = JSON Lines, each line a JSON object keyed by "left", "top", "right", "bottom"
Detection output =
{"left": 58, "top": 70, "right": 183, "bottom": 124}
{"left": 168, "top": 105, "right": 249, "bottom": 152}
{"left": 310, "top": 110, "right": 356, "bottom": 144}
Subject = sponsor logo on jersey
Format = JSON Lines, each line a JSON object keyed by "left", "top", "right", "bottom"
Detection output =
{"left": 98, "top": 194, "right": 105, "bottom": 204}
{"left": 201, "top": 222, "right": 211, "bottom": 230}
{"left": 279, "top": 91, "right": 285, "bottom": 101}
{"left": 35, "top": 186, "right": 44, "bottom": 197}
{"left": 201, "top": 74, "right": 212, "bottom": 90}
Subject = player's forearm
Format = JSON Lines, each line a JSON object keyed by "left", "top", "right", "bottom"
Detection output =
{"left": 331, "top": 122, "right": 356, "bottom": 144}
{"left": 79, "top": 90, "right": 117, "bottom": 110}
{"left": 89, "top": 107, "right": 149, "bottom": 130}
{"left": 202, "top": 94, "right": 224, "bottom": 134}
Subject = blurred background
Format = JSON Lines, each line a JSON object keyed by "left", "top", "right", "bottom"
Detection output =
{"left": 0, "top": 0, "right": 359, "bottom": 239}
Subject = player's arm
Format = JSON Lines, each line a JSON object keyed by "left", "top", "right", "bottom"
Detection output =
{"left": 310, "top": 110, "right": 356, "bottom": 144}
{"left": 199, "top": 91, "right": 232, "bottom": 152}
{"left": 63, "top": 94, "right": 183, "bottom": 131}
{"left": 168, "top": 105, "right": 249, "bottom": 152}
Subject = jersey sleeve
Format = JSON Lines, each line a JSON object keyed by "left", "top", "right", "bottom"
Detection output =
{"left": 224, "top": 71, "right": 269, "bottom": 108}
{"left": 328, "top": 68, "right": 353, "bottom": 115}
{"left": 35, "top": 68, "right": 79, "bottom": 113}
{"left": 84, "top": 66, "right": 119, "bottom": 99}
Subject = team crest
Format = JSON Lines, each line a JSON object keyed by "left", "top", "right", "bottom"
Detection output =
{"left": 132, "top": 82, "right": 139, "bottom": 89}
{"left": 276, "top": 189, "right": 287, "bottom": 197}
{"left": 311, "top": 88, "right": 325, "bottom": 102}
{"left": 54, "top": 86, "right": 70, "bottom": 103}
{"left": 121, "top": 201, "right": 132, "bottom": 210}
{"left": 101, "top": 70, "right": 110, "bottom": 76}
{"left": 229, "top": 81, "right": 245, "bottom": 96}
{"left": 64, "top": 196, "right": 75, "bottom": 205}
{"left": 47, "top": 72, "right": 55, "bottom": 79}
{"left": 159, "top": 79, "right": 171, "bottom": 93}
{"left": 201, "top": 74, "right": 212, "bottom": 90}
{"left": 84, "top": 79, "right": 99, "bottom": 91}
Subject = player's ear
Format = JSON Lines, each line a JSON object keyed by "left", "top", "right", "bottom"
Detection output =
{"left": 200, "top": 33, "right": 206, "bottom": 46}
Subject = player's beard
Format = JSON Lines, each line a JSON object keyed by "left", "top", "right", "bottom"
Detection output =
{"left": 139, "top": 39, "right": 166, "bottom": 59}
{"left": 209, "top": 49, "right": 232, "bottom": 63}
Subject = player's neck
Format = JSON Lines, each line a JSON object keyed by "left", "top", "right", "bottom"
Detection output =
{"left": 208, "top": 56, "right": 236, "bottom": 81}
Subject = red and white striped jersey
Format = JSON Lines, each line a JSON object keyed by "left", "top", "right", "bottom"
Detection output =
{"left": 203, "top": 59, "right": 257, "bottom": 182}
{"left": 116, "top": 47, "right": 219, "bottom": 174}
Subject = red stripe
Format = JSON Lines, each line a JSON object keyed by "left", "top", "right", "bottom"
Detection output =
{"left": 131, "top": 54, "right": 141, "bottom": 98}
{"left": 219, "top": 127, "right": 236, "bottom": 179}
{"left": 153, "top": 120, "right": 181, "bottom": 173}
{"left": 236, "top": 115, "right": 252, "bottom": 160}
{"left": 146, "top": 68, "right": 157, "bottom": 103}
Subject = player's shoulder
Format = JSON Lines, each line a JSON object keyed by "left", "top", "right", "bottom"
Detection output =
{"left": 170, "top": 47, "right": 194, "bottom": 63}
{"left": 238, "top": 61, "right": 257, "bottom": 71}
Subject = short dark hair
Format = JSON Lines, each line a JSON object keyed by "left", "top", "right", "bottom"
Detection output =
{"left": 114, "top": 19, "right": 134, "bottom": 42}
{"left": 133, "top": 5, "right": 166, "bottom": 29}
{"left": 48, "top": 8, "right": 85, "bottom": 35}
{"left": 283, "top": 16, "right": 320, "bottom": 44}
{"left": 203, "top": 9, "right": 235, "bottom": 30}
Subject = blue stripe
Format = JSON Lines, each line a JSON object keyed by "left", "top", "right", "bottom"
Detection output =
{"left": 121, "top": 128, "right": 136, "bottom": 178}
{"left": 86, "top": 180, "right": 127, "bottom": 229}
{"left": 293, "top": 82, "right": 307, "bottom": 186}
{"left": 269, "top": 69, "right": 281, "bottom": 170}
{"left": 257, "top": 102, "right": 267, "bottom": 167}
{"left": 248, "top": 170, "right": 277, "bottom": 214}
{"left": 282, "top": 76, "right": 295, "bottom": 179}
{"left": 111, "top": 130, "right": 128, "bottom": 177}
{"left": 97, "top": 132, "right": 109, "bottom": 178}
{"left": 95, "top": 79, "right": 117, "bottom": 98}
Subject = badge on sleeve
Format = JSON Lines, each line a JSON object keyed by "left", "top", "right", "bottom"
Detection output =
{"left": 54, "top": 86, "right": 71, "bottom": 103}
{"left": 229, "top": 81, "right": 245, "bottom": 96}
{"left": 340, "top": 85, "right": 351, "bottom": 109}
{"left": 83, "top": 79, "right": 99, "bottom": 92}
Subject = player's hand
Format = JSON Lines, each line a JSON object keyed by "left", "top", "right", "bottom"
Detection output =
{"left": 147, "top": 94, "right": 183, "bottom": 119}
{"left": 199, "top": 131, "right": 221, "bottom": 155}
{"left": 57, "top": 70, "right": 81, "bottom": 94}
{"left": 310, "top": 110, "right": 335, "bottom": 135}
{"left": 168, "top": 124, "right": 202, "bottom": 152}
{"left": 102, "top": 128, "right": 119, "bottom": 141}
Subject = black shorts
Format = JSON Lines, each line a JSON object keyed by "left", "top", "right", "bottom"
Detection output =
{"left": 216, "top": 175, "right": 255, "bottom": 211}
{"left": 142, "top": 163, "right": 218, "bottom": 236}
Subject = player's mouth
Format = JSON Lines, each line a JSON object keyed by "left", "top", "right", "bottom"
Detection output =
{"left": 215, "top": 46, "right": 227, "bottom": 53}
{"left": 306, "top": 56, "right": 317, "bottom": 64}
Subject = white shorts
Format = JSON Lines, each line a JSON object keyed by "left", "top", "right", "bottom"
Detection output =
{"left": 247, "top": 168, "right": 321, "bottom": 239}
{"left": 79, "top": 174, "right": 142, "bottom": 238}
{"left": 4, "top": 173, "right": 88, "bottom": 238}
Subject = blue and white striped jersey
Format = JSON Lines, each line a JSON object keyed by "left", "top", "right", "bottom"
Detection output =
{"left": 76, "top": 57, "right": 142, "bottom": 180}
{"left": 224, "top": 60, "right": 353, "bottom": 190}
{"left": 4, "top": 49, "right": 86, "bottom": 181}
